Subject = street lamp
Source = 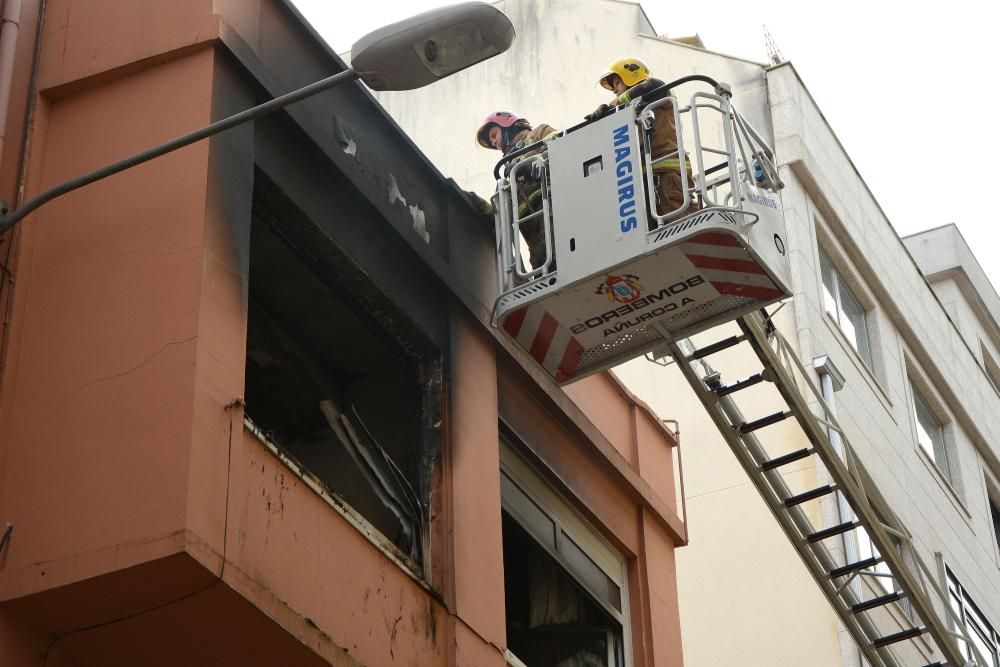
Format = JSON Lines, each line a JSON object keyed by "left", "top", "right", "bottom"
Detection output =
{"left": 353, "top": 2, "right": 514, "bottom": 90}
{"left": 0, "top": 1, "right": 514, "bottom": 234}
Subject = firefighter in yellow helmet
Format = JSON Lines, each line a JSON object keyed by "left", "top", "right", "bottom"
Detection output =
{"left": 473, "top": 111, "right": 559, "bottom": 270}
{"left": 587, "top": 58, "right": 698, "bottom": 226}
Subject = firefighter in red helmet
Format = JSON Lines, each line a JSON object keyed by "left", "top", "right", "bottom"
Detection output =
{"left": 472, "top": 111, "right": 559, "bottom": 271}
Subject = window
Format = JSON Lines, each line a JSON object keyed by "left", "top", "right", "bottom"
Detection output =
{"left": 948, "top": 569, "right": 1000, "bottom": 667}
{"left": 910, "top": 381, "right": 952, "bottom": 483}
{"left": 987, "top": 475, "right": 1000, "bottom": 559}
{"left": 819, "top": 248, "right": 872, "bottom": 366}
{"left": 991, "top": 497, "right": 1000, "bottom": 558}
{"left": 244, "top": 193, "right": 439, "bottom": 568}
{"left": 854, "top": 527, "right": 893, "bottom": 588}
{"left": 500, "top": 445, "right": 630, "bottom": 667}
{"left": 981, "top": 343, "right": 1000, "bottom": 395}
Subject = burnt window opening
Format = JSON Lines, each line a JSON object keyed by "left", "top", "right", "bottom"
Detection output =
{"left": 502, "top": 512, "right": 626, "bottom": 666}
{"left": 244, "top": 198, "right": 440, "bottom": 567}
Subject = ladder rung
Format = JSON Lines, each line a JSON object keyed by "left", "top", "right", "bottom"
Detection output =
{"left": 784, "top": 484, "right": 835, "bottom": 508}
{"left": 716, "top": 373, "right": 765, "bottom": 397}
{"left": 807, "top": 521, "right": 860, "bottom": 543}
{"left": 852, "top": 591, "right": 904, "bottom": 613}
{"left": 872, "top": 626, "right": 926, "bottom": 648}
{"left": 739, "top": 411, "right": 792, "bottom": 434}
{"left": 761, "top": 447, "right": 813, "bottom": 471}
{"left": 688, "top": 335, "right": 746, "bottom": 361}
{"left": 829, "top": 556, "right": 881, "bottom": 579}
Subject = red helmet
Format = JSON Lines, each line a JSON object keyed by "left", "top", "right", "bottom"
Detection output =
{"left": 476, "top": 111, "right": 529, "bottom": 149}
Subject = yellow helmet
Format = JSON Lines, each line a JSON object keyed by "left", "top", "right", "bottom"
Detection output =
{"left": 599, "top": 57, "right": 650, "bottom": 91}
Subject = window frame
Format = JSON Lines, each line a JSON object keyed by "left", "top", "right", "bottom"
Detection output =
{"left": 908, "top": 378, "right": 955, "bottom": 486}
{"left": 854, "top": 526, "right": 894, "bottom": 591}
{"left": 243, "top": 184, "right": 444, "bottom": 575}
{"left": 984, "top": 471, "right": 1000, "bottom": 567}
{"left": 991, "top": 498, "right": 1000, "bottom": 564}
{"left": 912, "top": 383, "right": 948, "bottom": 470}
{"left": 948, "top": 568, "right": 1000, "bottom": 667}
{"left": 818, "top": 247, "right": 874, "bottom": 368}
{"left": 500, "top": 441, "right": 633, "bottom": 667}
{"left": 981, "top": 342, "right": 1000, "bottom": 396}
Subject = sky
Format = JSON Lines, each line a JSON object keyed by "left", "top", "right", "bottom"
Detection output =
{"left": 290, "top": 0, "right": 1000, "bottom": 289}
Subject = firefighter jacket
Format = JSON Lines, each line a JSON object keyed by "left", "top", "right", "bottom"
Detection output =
{"left": 506, "top": 123, "right": 559, "bottom": 268}
{"left": 614, "top": 78, "right": 690, "bottom": 174}
{"left": 473, "top": 124, "right": 559, "bottom": 218}
{"left": 506, "top": 123, "right": 558, "bottom": 213}
{"left": 507, "top": 124, "right": 559, "bottom": 157}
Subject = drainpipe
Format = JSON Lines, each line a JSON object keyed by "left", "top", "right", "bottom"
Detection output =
{"left": 813, "top": 355, "right": 852, "bottom": 551}
{"left": 0, "top": 0, "right": 22, "bottom": 181}
{"left": 814, "top": 355, "right": 864, "bottom": 666}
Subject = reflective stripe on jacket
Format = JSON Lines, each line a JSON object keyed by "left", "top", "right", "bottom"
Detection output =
{"left": 615, "top": 78, "right": 688, "bottom": 173}
{"left": 651, "top": 156, "right": 693, "bottom": 173}
{"left": 507, "top": 124, "right": 559, "bottom": 154}
{"left": 505, "top": 124, "right": 559, "bottom": 258}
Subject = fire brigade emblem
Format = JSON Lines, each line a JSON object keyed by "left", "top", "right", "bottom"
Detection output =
{"left": 623, "top": 63, "right": 641, "bottom": 72}
{"left": 597, "top": 274, "right": 642, "bottom": 304}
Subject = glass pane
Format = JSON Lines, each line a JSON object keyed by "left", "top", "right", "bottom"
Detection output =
{"left": 991, "top": 501, "right": 1000, "bottom": 554}
{"left": 965, "top": 596, "right": 995, "bottom": 641}
{"left": 912, "top": 384, "right": 946, "bottom": 476}
{"left": 857, "top": 527, "right": 876, "bottom": 561}
{"left": 984, "top": 348, "right": 1000, "bottom": 394}
{"left": 819, "top": 250, "right": 839, "bottom": 320}
{"left": 948, "top": 581, "right": 971, "bottom": 658}
{"left": 913, "top": 419, "right": 937, "bottom": 462}
{"left": 839, "top": 282, "right": 872, "bottom": 366}
{"left": 822, "top": 284, "right": 839, "bottom": 321}
{"left": 855, "top": 527, "right": 893, "bottom": 584}
{"left": 951, "top": 589, "right": 965, "bottom": 627}
{"left": 948, "top": 569, "right": 961, "bottom": 595}
{"left": 501, "top": 473, "right": 557, "bottom": 552}
{"left": 561, "top": 531, "right": 622, "bottom": 613}
{"left": 970, "top": 625, "right": 998, "bottom": 667}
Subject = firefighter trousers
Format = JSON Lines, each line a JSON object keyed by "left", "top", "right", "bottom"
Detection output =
{"left": 650, "top": 169, "right": 699, "bottom": 230}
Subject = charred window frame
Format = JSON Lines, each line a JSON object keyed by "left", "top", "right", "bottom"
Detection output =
{"left": 243, "top": 178, "right": 442, "bottom": 570}
{"left": 499, "top": 440, "right": 632, "bottom": 667}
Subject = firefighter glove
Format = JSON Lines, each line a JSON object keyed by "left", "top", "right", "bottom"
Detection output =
{"left": 585, "top": 103, "right": 611, "bottom": 122}
{"left": 466, "top": 190, "right": 494, "bottom": 218}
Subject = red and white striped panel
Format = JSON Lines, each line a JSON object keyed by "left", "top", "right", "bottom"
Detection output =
{"left": 679, "top": 232, "right": 784, "bottom": 301}
{"left": 501, "top": 305, "right": 584, "bottom": 383}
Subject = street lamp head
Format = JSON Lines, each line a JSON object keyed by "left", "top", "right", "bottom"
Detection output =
{"left": 351, "top": 2, "right": 514, "bottom": 91}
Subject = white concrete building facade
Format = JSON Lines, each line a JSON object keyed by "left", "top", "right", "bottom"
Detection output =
{"left": 363, "top": 1, "right": 1000, "bottom": 664}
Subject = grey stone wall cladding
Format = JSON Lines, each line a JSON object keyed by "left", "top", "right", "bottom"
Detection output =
{"left": 767, "top": 66, "right": 1000, "bottom": 623}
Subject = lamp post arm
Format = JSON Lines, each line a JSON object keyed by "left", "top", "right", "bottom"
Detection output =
{"left": 0, "top": 68, "right": 361, "bottom": 235}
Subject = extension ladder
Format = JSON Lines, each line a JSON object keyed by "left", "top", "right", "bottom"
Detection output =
{"left": 666, "top": 311, "right": 984, "bottom": 667}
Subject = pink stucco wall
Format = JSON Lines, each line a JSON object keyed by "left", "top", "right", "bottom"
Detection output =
{"left": 0, "top": 42, "right": 220, "bottom": 594}
{"left": 0, "top": 2, "right": 687, "bottom": 665}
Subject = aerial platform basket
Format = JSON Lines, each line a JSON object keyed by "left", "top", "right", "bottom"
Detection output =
{"left": 491, "top": 77, "right": 791, "bottom": 384}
